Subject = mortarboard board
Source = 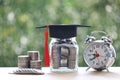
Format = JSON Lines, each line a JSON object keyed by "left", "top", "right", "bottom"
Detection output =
{"left": 36, "top": 24, "right": 90, "bottom": 39}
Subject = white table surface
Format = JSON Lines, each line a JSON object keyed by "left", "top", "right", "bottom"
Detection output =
{"left": 0, "top": 67, "right": 120, "bottom": 80}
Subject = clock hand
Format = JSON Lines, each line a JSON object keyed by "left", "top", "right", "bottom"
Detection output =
{"left": 95, "top": 51, "right": 105, "bottom": 57}
{"left": 95, "top": 51, "right": 100, "bottom": 57}
{"left": 95, "top": 51, "right": 100, "bottom": 64}
{"left": 89, "top": 50, "right": 102, "bottom": 61}
{"left": 90, "top": 54, "right": 96, "bottom": 61}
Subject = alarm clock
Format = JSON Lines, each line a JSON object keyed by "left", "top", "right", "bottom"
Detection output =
{"left": 84, "top": 31, "right": 116, "bottom": 71}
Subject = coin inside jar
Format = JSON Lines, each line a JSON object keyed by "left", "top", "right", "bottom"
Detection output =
{"left": 51, "top": 45, "right": 60, "bottom": 69}
{"left": 68, "top": 60, "right": 76, "bottom": 69}
{"left": 60, "top": 59, "right": 68, "bottom": 67}
{"left": 68, "top": 46, "right": 76, "bottom": 61}
{"left": 60, "top": 46, "right": 69, "bottom": 57}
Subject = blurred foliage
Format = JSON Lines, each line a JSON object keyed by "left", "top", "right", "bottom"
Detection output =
{"left": 0, "top": 0, "right": 120, "bottom": 67}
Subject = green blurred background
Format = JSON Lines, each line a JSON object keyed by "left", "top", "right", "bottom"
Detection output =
{"left": 0, "top": 0, "right": 120, "bottom": 67}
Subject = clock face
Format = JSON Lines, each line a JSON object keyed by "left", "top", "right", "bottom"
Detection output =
{"left": 84, "top": 40, "right": 109, "bottom": 69}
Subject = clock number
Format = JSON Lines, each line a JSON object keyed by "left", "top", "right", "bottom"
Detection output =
{"left": 93, "top": 61, "right": 95, "bottom": 64}
{"left": 96, "top": 63, "right": 99, "bottom": 65}
{"left": 104, "top": 49, "right": 107, "bottom": 52}
{"left": 88, "top": 54, "right": 91, "bottom": 56}
{"left": 101, "top": 61, "right": 104, "bottom": 65}
{"left": 90, "top": 50, "right": 93, "bottom": 52}
{"left": 89, "top": 46, "right": 95, "bottom": 52}
{"left": 101, "top": 45, "right": 104, "bottom": 49}
{"left": 93, "top": 46, "right": 95, "bottom": 49}
{"left": 104, "top": 58, "right": 107, "bottom": 61}
{"left": 96, "top": 44, "right": 100, "bottom": 48}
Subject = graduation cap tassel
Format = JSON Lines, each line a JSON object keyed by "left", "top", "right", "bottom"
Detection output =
{"left": 44, "top": 24, "right": 50, "bottom": 66}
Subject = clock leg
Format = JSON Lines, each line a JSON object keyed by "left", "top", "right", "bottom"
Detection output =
{"left": 86, "top": 67, "right": 91, "bottom": 71}
{"left": 106, "top": 68, "right": 109, "bottom": 72}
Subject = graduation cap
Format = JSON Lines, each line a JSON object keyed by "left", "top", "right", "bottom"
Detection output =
{"left": 36, "top": 24, "right": 90, "bottom": 66}
{"left": 36, "top": 24, "right": 90, "bottom": 39}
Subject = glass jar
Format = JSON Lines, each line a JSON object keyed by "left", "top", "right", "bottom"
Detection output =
{"left": 49, "top": 37, "right": 78, "bottom": 72}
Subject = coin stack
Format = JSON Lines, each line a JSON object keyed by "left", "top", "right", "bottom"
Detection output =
{"left": 28, "top": 51, "right": 42, "bottom": 70}
{"left": 18, "top": 55, "right": 30, "bottom": 68}
{"left": 28, "top": 51, "right": 39, "bottom": 60}
{"left": 18, "top": 51, "right": 42, "bottom": 70}
{"left": 30, "top": 60, "right": 42, "bottom": 69}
